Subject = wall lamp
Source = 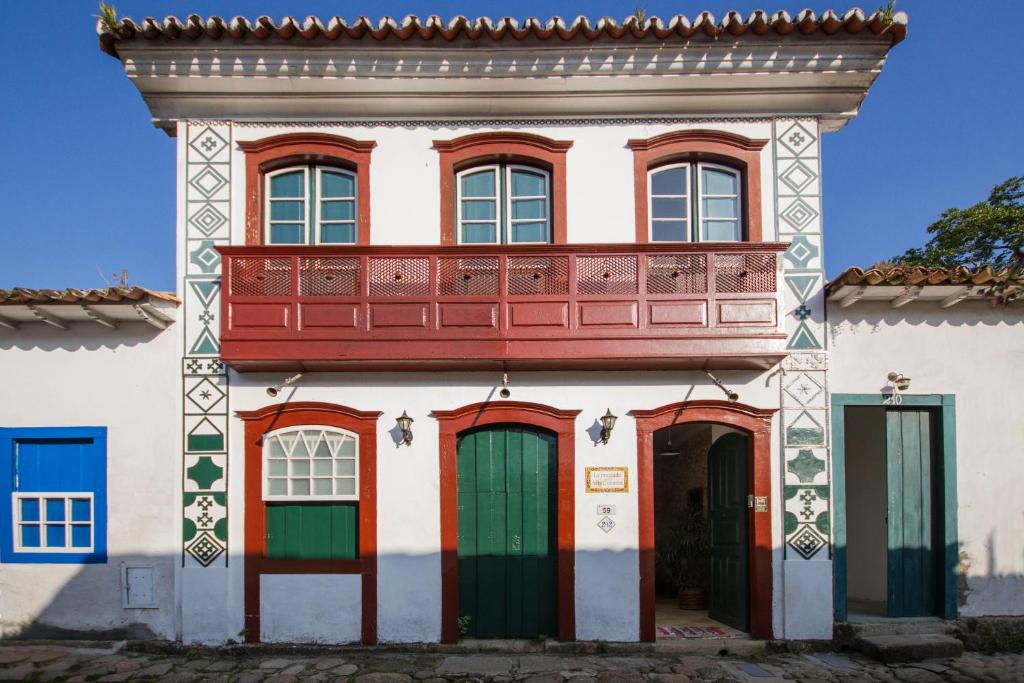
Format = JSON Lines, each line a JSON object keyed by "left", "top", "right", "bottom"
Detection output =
{"left": 395, "top": 411, "right": 414, "bottom": 446}
{"left": 599, "top": 409, "right": 618, "bottom": 445}
{"left": 499, "top": 372, "right": 511, "bottom": 399}
{"left": 266, "top": 372, "right": 304, "bottom": 398}
{"left": 887, "top": 372, "right": 911, "bottom": 391}
{"left": 704, "top": 370, "right": 739, "bottom": 402}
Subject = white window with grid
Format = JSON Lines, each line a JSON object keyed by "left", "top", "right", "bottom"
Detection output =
{"left": 262, "top": 427, "right": 359, "bottom": 502}
{"left": 12, "top": 492, "right": 94, "bottom": 553}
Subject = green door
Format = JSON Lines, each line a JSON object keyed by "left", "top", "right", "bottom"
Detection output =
{"left": 708, "top": 432, "right": 750, "bottom": 631}
{"left": 886, "top": 409, "right": 940, "bottom": 617}
{"left": 457, "top": 425, "right": 558, "bottom": 638}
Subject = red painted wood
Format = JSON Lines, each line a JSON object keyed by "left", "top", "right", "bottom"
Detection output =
{"left": 433, "top": 132, "right": 573, "bottom": 246}
{"left": 240, "top": 133, "right": 376, "bottom": 246}
{"left": 217, "top": 243, "right": 787, "bottom": 371}
{"left": 238, "top": 402, "right": 383, "bottom": 644}
{"left": 629, "top": 400, "right": 777, "bottom": 641}
{"left": 627, "top": 130, "right": 769, "bottom": 244}
{"left": 434, "top": 401, "right": 580, "bottom": 643}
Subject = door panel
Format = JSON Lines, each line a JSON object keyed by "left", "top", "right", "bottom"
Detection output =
{"left": 886, "top": 409, "right": 939, "bottom": 617}
{"left": 708, "top": 432, "right": 750, "bottom": 632}
{"left": 457, "top": 426, "right": 557, "bottom": 638}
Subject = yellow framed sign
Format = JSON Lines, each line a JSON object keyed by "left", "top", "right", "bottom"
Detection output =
{"left": 585, "top": 466, "right": 629, "bottom": 493}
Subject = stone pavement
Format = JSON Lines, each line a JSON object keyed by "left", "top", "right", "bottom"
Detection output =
{"left": 0, "top": 643, "right": 1022, "bottom": 682}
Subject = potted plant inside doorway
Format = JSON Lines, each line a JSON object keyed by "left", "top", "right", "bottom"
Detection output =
{"left": 658, "top": 507, "right": 711, "bottom": 610}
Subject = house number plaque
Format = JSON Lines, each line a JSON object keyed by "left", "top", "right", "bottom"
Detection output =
{"left": 585, "top": 466, "right": 629, "bottom": 493}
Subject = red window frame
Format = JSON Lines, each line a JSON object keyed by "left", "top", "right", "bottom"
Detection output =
{"left": 627, "top": 130, "right": 769, "bottom": 244}
{"left": 239, "top": 133, "right": 377, "bottom": 246}
{"left": 434, "top": 132, "right": 573, "bottom": 246}
{"left": 237, "top": 401, "right": 382, "bottom": 644}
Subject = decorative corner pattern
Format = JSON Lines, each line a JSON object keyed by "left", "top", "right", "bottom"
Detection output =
{"left": 183, "top": 123, "right": 232, "bottom": 568}
{"left": 775, "top": 118, "right": 831, "bottom": 560}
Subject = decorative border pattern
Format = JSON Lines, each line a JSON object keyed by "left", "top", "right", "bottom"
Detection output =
{"left": 183, "top": 123, "right": 232, "bottom": 568}
{"left": 774, "top": 118, "right": 830, "bottom": 561}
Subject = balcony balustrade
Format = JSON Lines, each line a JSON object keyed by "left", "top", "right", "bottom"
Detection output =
{"left": 217, "top": 243, "right": 788, "bottom": 371}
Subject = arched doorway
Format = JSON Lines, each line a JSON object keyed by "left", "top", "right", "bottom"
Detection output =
{"left": 434, "top": 401, "right": 580, "bottom": 643}
{"left": 632, "top": 400, "right": 775, "bottom": 641}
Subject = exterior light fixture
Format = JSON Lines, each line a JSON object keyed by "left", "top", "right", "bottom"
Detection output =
{"left": 704, "top": 370, "right": 739, "bottom": 402}
{"left": 887, "top": 372, "right": 911, "bottom": 391}
{"left": 499, "top": 372, "right": 511, "bottom": 399}
{"left": 266, "top": 372, "right": 304, "bottom": 398}
{"left": 599, "top": 409, "right": 618, "bottom": 444}
{"left": 396, "top": 411, "right": 414, "bottom": 446}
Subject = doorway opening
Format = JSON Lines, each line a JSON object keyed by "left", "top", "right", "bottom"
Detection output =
{"left": 842, "top": 406, "right": 945, "bottom": 620}
{"left": 653, "top": 422, "right": 750, "bottom": 639}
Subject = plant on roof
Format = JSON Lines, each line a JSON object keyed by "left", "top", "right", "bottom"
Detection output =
{"left": 876, "top": 1, "right": 898, "bottom": 25}
{"left": 895, "top": 175, "right": 1024, "bottom": 303}
{"left": 96, "top": 3, "right": 119, "bottom": 34}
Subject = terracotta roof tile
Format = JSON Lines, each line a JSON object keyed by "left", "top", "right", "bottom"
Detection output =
{"left": 0, "top": 287, "right": 179, "bottom": 306}
{"left": 825, "top": 265, "right": 1017, "bottom": 295}
{"left": 98, "top": 9, "right": 908, "bottom": 57}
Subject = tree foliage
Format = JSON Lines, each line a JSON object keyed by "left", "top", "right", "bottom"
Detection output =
{"left": 895, "top": 176, "right": 1024, "bottom": 270}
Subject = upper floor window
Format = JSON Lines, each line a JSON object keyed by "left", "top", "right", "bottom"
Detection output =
{"left": 649, "top": 163, "right": 742, "bottom": 242}
{"left": 457, "top": 164, "right": 551, "bottom": 244}
{"left": 267, "top": 165, "right": 357, "bottom": 245}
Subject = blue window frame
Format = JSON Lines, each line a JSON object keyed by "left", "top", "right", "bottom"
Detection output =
{"left": 0, "top": 427, "right": 107, "bottom": 564}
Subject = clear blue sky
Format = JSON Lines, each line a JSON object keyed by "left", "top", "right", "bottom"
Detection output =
{"left": 1, "top": 0, "right": 1020, "bottom": 290}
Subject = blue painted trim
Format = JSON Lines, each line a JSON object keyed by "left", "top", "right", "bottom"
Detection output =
{"left": 830, "top": 394, "right": 958, "bottom": 621}
{"left": 0, "top": 427, "right": 107, "bottom": 564}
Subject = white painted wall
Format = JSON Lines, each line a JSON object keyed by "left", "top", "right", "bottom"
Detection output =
{"left": 260, "top": 574, "right": 362, "bottom": 643}
{"left": 0, "top": 323, "right": 178, "bottom": 639}
{"left": 228, "top": 120, "right": 777, "bottom": 246}
{"left": 829, "top": 301, "right": 1024, "bottom": 616}
{"left": 226, "top": 369, "right": 783, "bottom": 643}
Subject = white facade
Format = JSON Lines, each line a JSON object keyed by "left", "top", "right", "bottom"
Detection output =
{"left": 829, "top": 301, "right": 1024, "bottom": 617}
{"left": 0, "top": 323, "right": 178, "bottom": 639}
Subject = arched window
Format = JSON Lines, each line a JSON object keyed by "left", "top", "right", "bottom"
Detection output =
{"left": 456, "top": 164, "right": 551, "bottom": 244}
{"left": 262, "top": 426, "right": 358, "bottom": 501}
{"left": 648, "top": 162, "right": 742, "bottom": 242}
{"left": 266, "top": 165, "right": 358, "bottom": 245}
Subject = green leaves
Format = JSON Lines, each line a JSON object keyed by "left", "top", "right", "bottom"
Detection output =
{"left": 896, "top": 176, "right": 1024, "bottom": 271}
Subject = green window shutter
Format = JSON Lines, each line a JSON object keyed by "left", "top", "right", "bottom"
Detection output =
{"left": 266, "top": 502, "right": 358, "bottom": 560}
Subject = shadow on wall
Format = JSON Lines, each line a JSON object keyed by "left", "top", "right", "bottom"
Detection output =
{"left": 836, "top": 535, "right": 1024, "bottom": 621}
{"left": 2, "top": 547, "right": 648, "bottom": 644}
{"left": 828, "top": 300, "right": 1024, "bottom": 340}
{"left": 0, "top": 325, "right": 166, "bottom": 353}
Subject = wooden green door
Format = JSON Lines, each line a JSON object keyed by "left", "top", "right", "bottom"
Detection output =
{"left": 708, "top": 432, "right": 750, "bottom": 632}
{"left": 886, "top": 409, "right": 941, "bottom": 617}
{"left": 457, "top": 425, "right": 558, "bottom": 638}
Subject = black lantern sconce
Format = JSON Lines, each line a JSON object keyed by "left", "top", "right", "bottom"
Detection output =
{"left": 396, "top": 411, "right": 414, "bottom": 446}
{"left": 599, "top": 409, "right": 618, "bottom": 445}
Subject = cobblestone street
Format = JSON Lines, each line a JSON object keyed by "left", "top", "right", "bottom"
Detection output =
{"left": 0, "top": 644, "right": 1022, "bottom": 683}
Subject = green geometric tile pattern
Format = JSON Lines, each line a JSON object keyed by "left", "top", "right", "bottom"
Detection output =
{"left": 775, "top": 118, "right": 830, "bottom": 560}
{"left": 182, "top": 123, "right": 232, "bottom": 569}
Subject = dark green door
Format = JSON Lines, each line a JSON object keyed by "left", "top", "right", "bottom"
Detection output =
{"left": 457, "top": 425, "right": 558, "bottom": 638}
{"left": 886, "top": 409, "right": 940, "bottom": 617}
{"left": 708, "top": 432, "right": 750, "bottom": 631}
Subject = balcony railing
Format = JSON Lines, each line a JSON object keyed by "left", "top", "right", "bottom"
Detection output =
{"left": 217, "top": 243, "right": 788, "bottom": 371}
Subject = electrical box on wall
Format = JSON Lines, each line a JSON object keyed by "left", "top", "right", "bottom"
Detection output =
{"left": 121, "top": 563, "right": 157, "bottom": 609}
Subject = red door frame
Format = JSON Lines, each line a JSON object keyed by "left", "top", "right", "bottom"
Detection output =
{"left": 630, "top": 399, "right": 776, "bottom": 640}
{"left": 237, "top": 401, "right": 382, "bottom": 644}
{"left": 433, "top": 400, "right": 581, "bottom": 642}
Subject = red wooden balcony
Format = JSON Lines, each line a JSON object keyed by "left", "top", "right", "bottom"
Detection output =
{"left": 217, "top": 243, "right": 789, "bottom": 371}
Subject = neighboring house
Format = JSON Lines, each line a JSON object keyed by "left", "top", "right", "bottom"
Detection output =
{"left": 2, "top": 8, "right": 1020, "bottom": 646}
{"left": 0, "top": 288, "right": 179, "bottom": 638}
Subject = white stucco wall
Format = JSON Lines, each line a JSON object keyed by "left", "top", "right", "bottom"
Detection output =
{"left": 228, "top": 120, "right": 778, "bottom": 246}
{"left": 829, "top": 301, "right": 1024, "bottom": 616}
{"left": 225, "top": 369, "right": 784, "bottom": 643}
{"left": 0, "top": 324, "right": 178, "bottom": 639}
